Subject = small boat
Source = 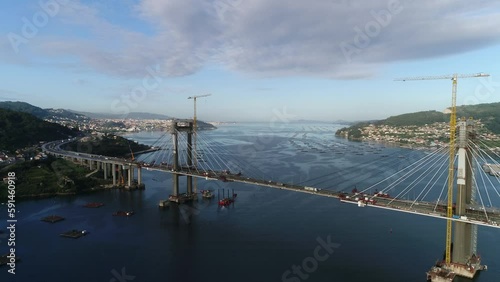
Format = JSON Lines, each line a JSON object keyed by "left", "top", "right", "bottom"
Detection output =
{"left": 200, "top": 190, "right": 214, "bottom": 199}
{"left": 113, "top": 211, "right": 134, "bottom": 216}
{"left": 83, "top": 202, "right": 104, "bottom": 208}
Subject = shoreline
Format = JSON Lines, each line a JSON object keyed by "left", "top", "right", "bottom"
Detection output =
{"left": 0, "top": 184, "right": 140, "bottom": 202}
{"left": 335, "top": 135, "right": 444, "bottom": 151}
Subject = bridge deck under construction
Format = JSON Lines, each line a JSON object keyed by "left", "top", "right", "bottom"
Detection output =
{"left": 142, "top": 165, "right": 500, "bottom": 229}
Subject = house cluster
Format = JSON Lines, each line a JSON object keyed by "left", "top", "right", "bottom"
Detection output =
{"left": 0, "top": 151, "right": 15, "bottom": 164}
{"left": 359, "top": 122, "right": 450, "bottom": 147}
{"left": 0, "top": 147, "right": 48, "bottom": 166}
{"left": 74, "top": 118, "right": 173, "bottom": 132}
{"left": 358, "top": 121, "right": 500, "bottom": 149}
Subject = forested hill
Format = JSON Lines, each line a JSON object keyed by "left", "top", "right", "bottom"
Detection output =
{"left": 456, "top": 103, "right": 500, "bottom": 133}
{"left": 349, "top": 102, "right": 500, "bottom": 134}
{"left": 0, "top": 101, "right": 89, "bottom": 121}
{"left": 383, "top": 110, "right": 448, "bottom": 127}
{"left": 0, "top": 108, "right": 77, "bottom": 151}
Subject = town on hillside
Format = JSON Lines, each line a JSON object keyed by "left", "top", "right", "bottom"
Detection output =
{"left": 337, "top": 120, "right": 500, "bottom": 151}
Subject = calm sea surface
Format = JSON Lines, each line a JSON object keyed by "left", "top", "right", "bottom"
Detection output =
{"left": 1, "top": 123, "right": 499, "bottom": 282}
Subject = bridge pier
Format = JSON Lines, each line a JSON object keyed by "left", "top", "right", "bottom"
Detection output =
{"left": 172, "top": 129, "right": 180, "bottom": 196}
{"left": 137, "top": 167, "right": 142, "bottom": 185}
{"left": 452, "top": 119, "right": 481, "bottom": 268}
{"left": 128, "top": 166, "right": 133, "bottom": 187}
{"left": 451, "top": 119, "right": 483, "bottom": 274}
{"left": 112, "top": 164, "right": 117, "bottom": 186}
{"left": 187, "top": 129, "right": 193, "bottom": 194}
{"left": 103, "top": 162, "right": 108, "bottom": 180}
{"left": 429, "top": 118, "right": 485, "bottom": 281}
{"left": 41, "top": 141, "right": 144, "bottom": 190}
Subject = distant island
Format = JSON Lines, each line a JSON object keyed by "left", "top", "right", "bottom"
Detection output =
{"left": 336, "top": 102, "right": 500, "bottom": 149}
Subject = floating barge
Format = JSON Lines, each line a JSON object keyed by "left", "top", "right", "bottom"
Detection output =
{"left": 112, "top": 211, "right": 134, "bottom": 217}
{"left": 168, "top": 193, "right": 197, "bottom": 204}
{"left": 427, "top": 256, "right": 486, "bottom": 281}
{"left": 60, "top": 229, "right": 89, "bottom": 239}
{"left": 0, "top": 254, "right": 20, "bottom": 266}
{"left": 427, "top": 266, "right": 455, "bottom": 282}
{"left": 41, "top": 215, "right": 65, "bottom": 223}
{"left": 159, "top": 200, "right": 170, "bottom": 208}
{"left": 83, "top": 202, "right": 104, "bottom": 208}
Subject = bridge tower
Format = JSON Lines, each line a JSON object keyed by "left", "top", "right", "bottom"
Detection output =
{"left": 169, "top": 120, "right": 196, "bottom": 203}
{"left": 449, "top": 118, "right": 485, "bottom": 277}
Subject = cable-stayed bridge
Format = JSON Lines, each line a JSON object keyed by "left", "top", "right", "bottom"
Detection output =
{"left": 44, "top": 119, "right": 500, "bottom": 281}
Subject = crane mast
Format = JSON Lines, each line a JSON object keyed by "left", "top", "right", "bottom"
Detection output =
{"left": 395, "top": 72, "right": 489, "bottom": 265}
{"left": 188, "top": 94, "right": 211, "bottom": 193}
{"left": 445, "top": 75, "right": 457, "bottom": 265}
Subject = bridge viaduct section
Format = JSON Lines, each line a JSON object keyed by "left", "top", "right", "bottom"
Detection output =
{"left": 46, "top": 149, "right": 142, "bottom": 189}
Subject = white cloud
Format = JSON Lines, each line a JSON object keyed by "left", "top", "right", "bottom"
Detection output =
{"left": 4, "top": 0, "right": 500, "bottom": 79}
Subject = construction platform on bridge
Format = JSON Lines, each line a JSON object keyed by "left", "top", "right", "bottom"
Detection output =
{"left": 427, "top": 266, "right": 455, "bottom": 282}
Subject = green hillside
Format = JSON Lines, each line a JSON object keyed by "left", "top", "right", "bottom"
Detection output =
{"left": 0, "top": 101, "right": 90, "bottom": 122}
{"left": 0, "top": 156, "right": 104, "bottom": 199}
{"left": 383, "top": 111, "right": 448, "bottom": 126}
{"left": 0, "top": 101, "right": 47, "bottom": 118}
{"left": 0, "top": 108, "right": 77, "bottom": 151}
{"left": 456, "top": 102, "right": 500, "bottom": 134}
{"left": 336, "top": 102, "right": 500, "bottom": 137}
{"left": 63, "top": 134, "right": 150, "bottom": 158}
{"left": 380, "top": 103, "right": 500, "bottom": 132}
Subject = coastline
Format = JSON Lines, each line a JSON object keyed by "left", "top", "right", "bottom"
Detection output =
{"left": 335, "top": 134, "right": 444, "bottom": 151}
{"left": 0, "top": 184, "right": 140, "bottom": 202}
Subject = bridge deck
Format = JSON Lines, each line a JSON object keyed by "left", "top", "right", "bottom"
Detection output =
{"left": 43, "top": 139, "right": 500, "bottom": 230}
{"left": 143, "top": 165, "right": 500, "bottom": 229}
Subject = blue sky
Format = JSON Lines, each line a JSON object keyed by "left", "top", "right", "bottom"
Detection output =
{"left": 1, "top": 0, "right": 500, "bottom": 122}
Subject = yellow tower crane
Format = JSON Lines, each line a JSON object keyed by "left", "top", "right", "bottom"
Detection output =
{"left": 395, "top": 72, "right": 489, "bottom": 265}
{"left": 188, "top": 93, "right": 211, "bottom": 192}
{"left": 188, "top": 94, "right": 211, "bottom": 132}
